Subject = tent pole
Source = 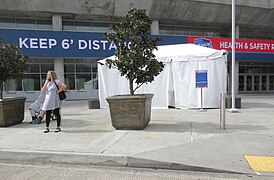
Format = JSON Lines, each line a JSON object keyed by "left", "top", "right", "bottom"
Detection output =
{"left": 229, "top": 0, "right": 239, "bottom": 113}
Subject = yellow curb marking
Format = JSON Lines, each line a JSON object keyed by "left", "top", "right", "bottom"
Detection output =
{"left": 244, "top": 155, "right": 274, "bottom": 172}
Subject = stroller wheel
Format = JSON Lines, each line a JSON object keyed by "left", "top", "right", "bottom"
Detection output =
{"left": 37, "top": 115, "right": 44, "bottom": 123}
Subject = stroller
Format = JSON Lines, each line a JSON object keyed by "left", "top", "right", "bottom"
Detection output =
{"left": 29, "top": 93, "right": 57, "bottom": 124}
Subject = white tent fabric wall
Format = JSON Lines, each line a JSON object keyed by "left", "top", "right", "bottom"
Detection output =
{"left": 171, "top": 57, "right": 227, "bottom": 109}
{"left": 98, "top": 44, "right": 227, "bottom": 109}
{"left": 98, "top": 56, "right": 172, "bottom": 109}
{"left": 98, "top": 59, "right": 128, "bottom": 108}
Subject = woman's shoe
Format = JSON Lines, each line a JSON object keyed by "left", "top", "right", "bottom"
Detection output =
{"left": 44, "top": 128, "right": 49, "bottom": 133}
{"left": 54, "top": 127, "right": 61, "bottom": 133}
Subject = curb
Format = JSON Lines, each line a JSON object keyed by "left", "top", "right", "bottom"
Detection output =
{"left": 0, "top": 149, "right": 127, "bottom": 167}
{"left": 127, "top": 157, "right": 240, "bottom": 174}
{"left": 0, "top": 149, "right": 242, "bottom": 174}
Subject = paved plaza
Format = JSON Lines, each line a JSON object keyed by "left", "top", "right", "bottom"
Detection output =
{"left": 0, "top": 94, "right": 274, "bottom": 177}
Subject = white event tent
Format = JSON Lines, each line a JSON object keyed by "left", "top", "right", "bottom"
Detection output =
{"left": 98, "top": 44, "right": 227, "bottom": 109}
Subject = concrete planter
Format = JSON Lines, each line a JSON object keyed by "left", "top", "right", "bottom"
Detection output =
{"left": 106, "top": 94, "right": 153, "bottom": 130}
{"left": 0, "top": 97, "right": 26, "bottom": 127}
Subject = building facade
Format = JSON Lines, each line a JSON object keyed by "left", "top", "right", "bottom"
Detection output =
{"left": 1, "top": 0, "right": 274, "bottom": 101}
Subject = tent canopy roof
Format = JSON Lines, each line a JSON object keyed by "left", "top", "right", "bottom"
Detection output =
{"left": 99, "top": 44, "right": 227, "bottom": 63}
{"left": 154, "top": 44, "right": 227, "bottom": 62}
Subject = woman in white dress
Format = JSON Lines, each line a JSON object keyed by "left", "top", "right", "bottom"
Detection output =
{"left": 41, "top": 71, "right": 66, "bottom": 133}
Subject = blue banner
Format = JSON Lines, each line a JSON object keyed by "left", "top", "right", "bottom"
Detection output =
{"left": 0, "top": 29, "right": 187, "bottom": 58}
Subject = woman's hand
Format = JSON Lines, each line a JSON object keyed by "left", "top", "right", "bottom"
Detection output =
{"left": 46, "top": 73, "right": 52, "bottom": 82}
{"left": 41, "top": 73, "right": 51, "bottom": 92}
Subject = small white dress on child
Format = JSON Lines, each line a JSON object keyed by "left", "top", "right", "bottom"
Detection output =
{"left": 29, "top": 93, "right": 45, "bottom": 113}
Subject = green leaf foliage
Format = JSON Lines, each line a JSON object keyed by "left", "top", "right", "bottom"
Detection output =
{"left": 0, "top": 40, "right": 28, "bottom": 99}
{"left": 104, "top": 8, "right": 164, "bottom": 95}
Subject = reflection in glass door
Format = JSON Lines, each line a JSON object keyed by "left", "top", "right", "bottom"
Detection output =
{"left": 270, "top": 76, "right": 274, "bottom": 91}
{"left": 246, "top": 75, "right": 252, "bottom": 91}
{"left": 254, "top": 75, "right": 259, "bottom": 91}
{"left": 239, "top": 75, "right": 244, "bottom": 91}
{"left": 261, "top": 75, "right": 267, "bottom": 91}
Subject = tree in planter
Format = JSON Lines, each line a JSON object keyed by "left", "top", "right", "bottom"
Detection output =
{"left": 0, "top": 40, "right": 28, "bottom": 99}
{"left": 104, "top": 8, "right": 165, "bottom": 130}
{"left": 104, "top": 8, "right": 164, "bottom": 95}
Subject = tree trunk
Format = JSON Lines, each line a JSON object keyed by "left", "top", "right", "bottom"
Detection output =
{"left": 129, "top": 79, "right": 134, "bottom": 95}
{"left": 0, "top": 81, "right": 3, "bottom": 99}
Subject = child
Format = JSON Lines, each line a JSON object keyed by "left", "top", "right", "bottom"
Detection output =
{"left": 29, "top": 93, "right": 45, "bottom": 124}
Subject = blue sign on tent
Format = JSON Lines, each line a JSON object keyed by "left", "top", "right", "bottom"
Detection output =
{"left": 196, "top": 70, "right": 208, "bottom": 88}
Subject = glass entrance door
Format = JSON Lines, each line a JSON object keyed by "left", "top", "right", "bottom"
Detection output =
{"left": 238, "top": 62, "right": 274, "bottom": 93}
{"left": 240, "top": 74, "right": 274, "bottom": 92}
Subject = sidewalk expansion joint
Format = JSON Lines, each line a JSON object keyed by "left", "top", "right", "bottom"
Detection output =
{"left": 100, "top": 131, "right": 129, "bottom": 154}
{"left": 190, "top": 122, "right": 195, "bottom": 142}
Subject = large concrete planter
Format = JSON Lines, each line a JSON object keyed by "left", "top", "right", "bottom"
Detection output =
{"left": 0, "top": 97, "right": 26, "bottom": 127}
{"left": 106, "top": 94, "right": 153, "bottom": 130}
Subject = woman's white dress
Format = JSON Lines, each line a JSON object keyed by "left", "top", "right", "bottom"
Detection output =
{"left": 42, "top": 79, "right": 61, "bottom": 111}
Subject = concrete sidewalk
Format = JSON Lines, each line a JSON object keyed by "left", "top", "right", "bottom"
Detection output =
{"left": 0, "top": 95, "right": 274, "bottom": 177}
